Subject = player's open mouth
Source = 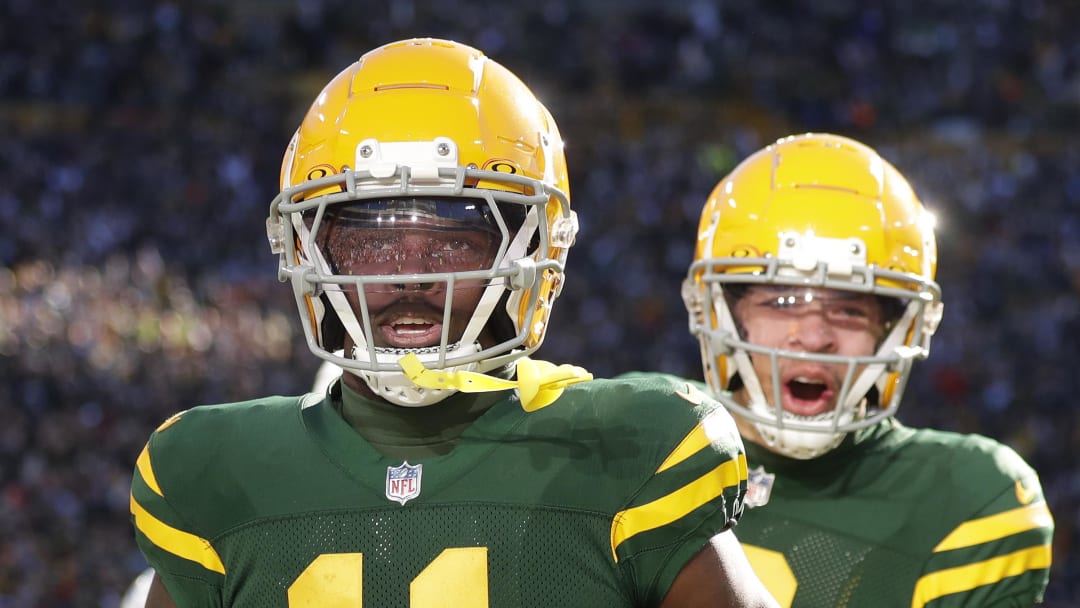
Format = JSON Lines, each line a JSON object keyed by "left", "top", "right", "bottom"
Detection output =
{"left": 380, "top": 316, "right": 443, "bottom": 348}
{"left": 783, "top": 376, "right": 835, "bottom": 417}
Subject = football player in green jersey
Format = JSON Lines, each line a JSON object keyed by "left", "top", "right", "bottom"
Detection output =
{"left": 130, "top": 38, "right": 778, "bottom": 608}
{"left": 682, "top": 133, "right": 1054, "bottom": 607}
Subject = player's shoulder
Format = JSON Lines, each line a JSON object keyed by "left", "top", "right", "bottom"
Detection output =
{"left": 892, "top": 422, "right": 1037, "bottom": 480}
{"left": 553, "top": 371, "right": 742, "bottom": 452}
{"left": 146, "top": 394, "right": 311, "bottom": 460}
{"left": 151, "top": 393, "right": 306, "bottom": 430}
{"left": 566, "top": 373, "right": 748, "bottom": 567}
{"left": 882, "top": 422, "right": 1053, "bottom": 602}
{"left": 883, "top": 421, "right": 1044, "bottom": 504}
{"left": 567, "top": 371, "right": 721, "bottom": 419}
{"left": 138, "top": 394, "right": 316, "bottom": 507}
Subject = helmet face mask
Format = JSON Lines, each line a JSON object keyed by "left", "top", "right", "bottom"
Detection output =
{"left": 683, "top": 133, "right": 943, "bottom": 459}
{"left": 309, "top": 197, "right": 514, "bottom": 357}
{"left": 266, "top": 39, "right": 577, "bottom": 406}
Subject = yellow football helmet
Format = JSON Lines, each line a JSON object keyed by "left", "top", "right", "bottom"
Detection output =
{"left": 266, "top": 38, "right": 577, "bottom": 406}
{"left": 683, "top": 133, "right": 943, "bottom": 458}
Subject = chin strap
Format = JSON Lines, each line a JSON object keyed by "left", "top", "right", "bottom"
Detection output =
{"left": 398, "top": 353, "right": 593, "bottom": 412}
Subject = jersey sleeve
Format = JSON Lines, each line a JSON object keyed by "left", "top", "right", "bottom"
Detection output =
{"left": 607, "top": 375, "right": 749, "bottom": 606}
{"left": 130, "top": 410, "right": 226, "bottom": 606}
{"left": 911, "top": 439, "right": 1053, "bottom": 608}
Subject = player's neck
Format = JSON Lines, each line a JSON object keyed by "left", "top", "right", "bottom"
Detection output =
{"left": 335, "top": 378, "right": 505, "bottom": 459}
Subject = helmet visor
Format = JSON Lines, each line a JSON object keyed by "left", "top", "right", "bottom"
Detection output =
{"left": 309, "top": 197, "right": 524, "bottom": 289}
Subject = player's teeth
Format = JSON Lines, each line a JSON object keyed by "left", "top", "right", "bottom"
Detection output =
{"left": 392, "top": 317, "right": 431, "bottom": 334}
{"left": 794, "top": 377, "right": 825, "bottom": 384}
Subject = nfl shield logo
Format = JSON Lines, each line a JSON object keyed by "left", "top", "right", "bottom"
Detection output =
{"left": 386, "top": 461, "right": 423, "bottom": 506}
{"left": 745, "top": 466, "right": 775, "bottom": 509}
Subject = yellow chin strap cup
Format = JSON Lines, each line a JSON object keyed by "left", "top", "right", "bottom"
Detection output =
{"left": 398, "top": 353, "right": 593, "bottom": 412}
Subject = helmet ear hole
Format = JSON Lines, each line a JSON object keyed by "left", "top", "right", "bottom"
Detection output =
{"left": 725, "top": 369, "right": 744, "bottom": 393}
{"left": 865, "top": 385, "right": 882, "bottom": 410}
{"left": 320, "top": 294, "right": 346, "bottom": 352}
{"left": 488, "top": 292, "right": 517, "bottom": 344}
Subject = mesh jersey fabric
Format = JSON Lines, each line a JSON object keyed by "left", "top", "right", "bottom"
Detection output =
{"left": 737, "top": 418, "right": 1053, "bottom": 608}
{"left": 131, "top": 373, "right": 748, "bottom": 607}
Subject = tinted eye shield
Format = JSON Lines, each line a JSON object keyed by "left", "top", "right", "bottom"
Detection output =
{"left": 318, "top": 197, "right": 524, "bottom": 230}
{"left": 283, "top": 196, "right": 543, "bottom": 298}
{"left": 314, "top": 201, "right": 507, "bottom": 279}
{"left": 269, "top": 167, "right": 573, "bottom": 297}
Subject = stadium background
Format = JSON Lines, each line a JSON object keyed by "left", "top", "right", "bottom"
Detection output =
{"left": 2, "top": 1, "right": 1078, "bottom": 605}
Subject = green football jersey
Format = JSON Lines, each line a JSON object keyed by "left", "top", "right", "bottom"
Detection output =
{"left": 737, "top": 418, "right": 1053, "bottom": 608}
{"left": 131, "top": 375, "right": 748, "bottom": 607}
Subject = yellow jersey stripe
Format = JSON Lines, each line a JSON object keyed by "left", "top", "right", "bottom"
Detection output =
{"left": 155, "top": 412, "right": 184, "bottom": 433}
{"left": 135, "top": 444, "right": 164, "bottom": 498}
{"left": 130, "top": 494, "right": 226, "bottom": 574}
{"left": 656, "top": 423, "right": 709, "bottom": 474}
{"left": 933, "top": 502, "right": 1053, "bottom": 552}
{"left": 911, "top": 544, "right": 1052, "bottom": 608}
{"left": 610, "top": 454, "right": 747, "bottom": 562}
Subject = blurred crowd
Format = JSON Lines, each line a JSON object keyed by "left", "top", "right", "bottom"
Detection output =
{"left": 2, "top": 1, "right": 1079, "bottom": 605}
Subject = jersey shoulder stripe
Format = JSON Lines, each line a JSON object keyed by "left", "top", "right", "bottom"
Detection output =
{"left": 132, "top": 383, "right": 747, "bottom": 606}
{"left": 886, "top": 424, "right": 1054, "bottom": 607}
{"left": 735, "top": 420, "right": 1052, "bottom": 607}
{"left": 131, "top": 397, "right": 305, "bottom": 580}
{"left": 135, "top": 443, "right": 162, "bottom": 497}
{"left": 577, "top": 374, "right": 747, "bottom": 565}
{"left": 130, "top": 491, "right": 225, "bottom": 574}
{"left": 911, "top": 544, "right": 1052, "bottom": 608}
{"left": 611, "top": 451, "right": 747, "bottom": 561}
{"left": 933, "top": 502, "right": 1053, "bottom": 553}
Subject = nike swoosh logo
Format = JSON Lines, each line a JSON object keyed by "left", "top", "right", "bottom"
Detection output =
{"left": 1014, "top": 479, "right": 1036, "bottom": 505}
{"left": 675, "top": 383, "right": 708, "bottom": 406}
